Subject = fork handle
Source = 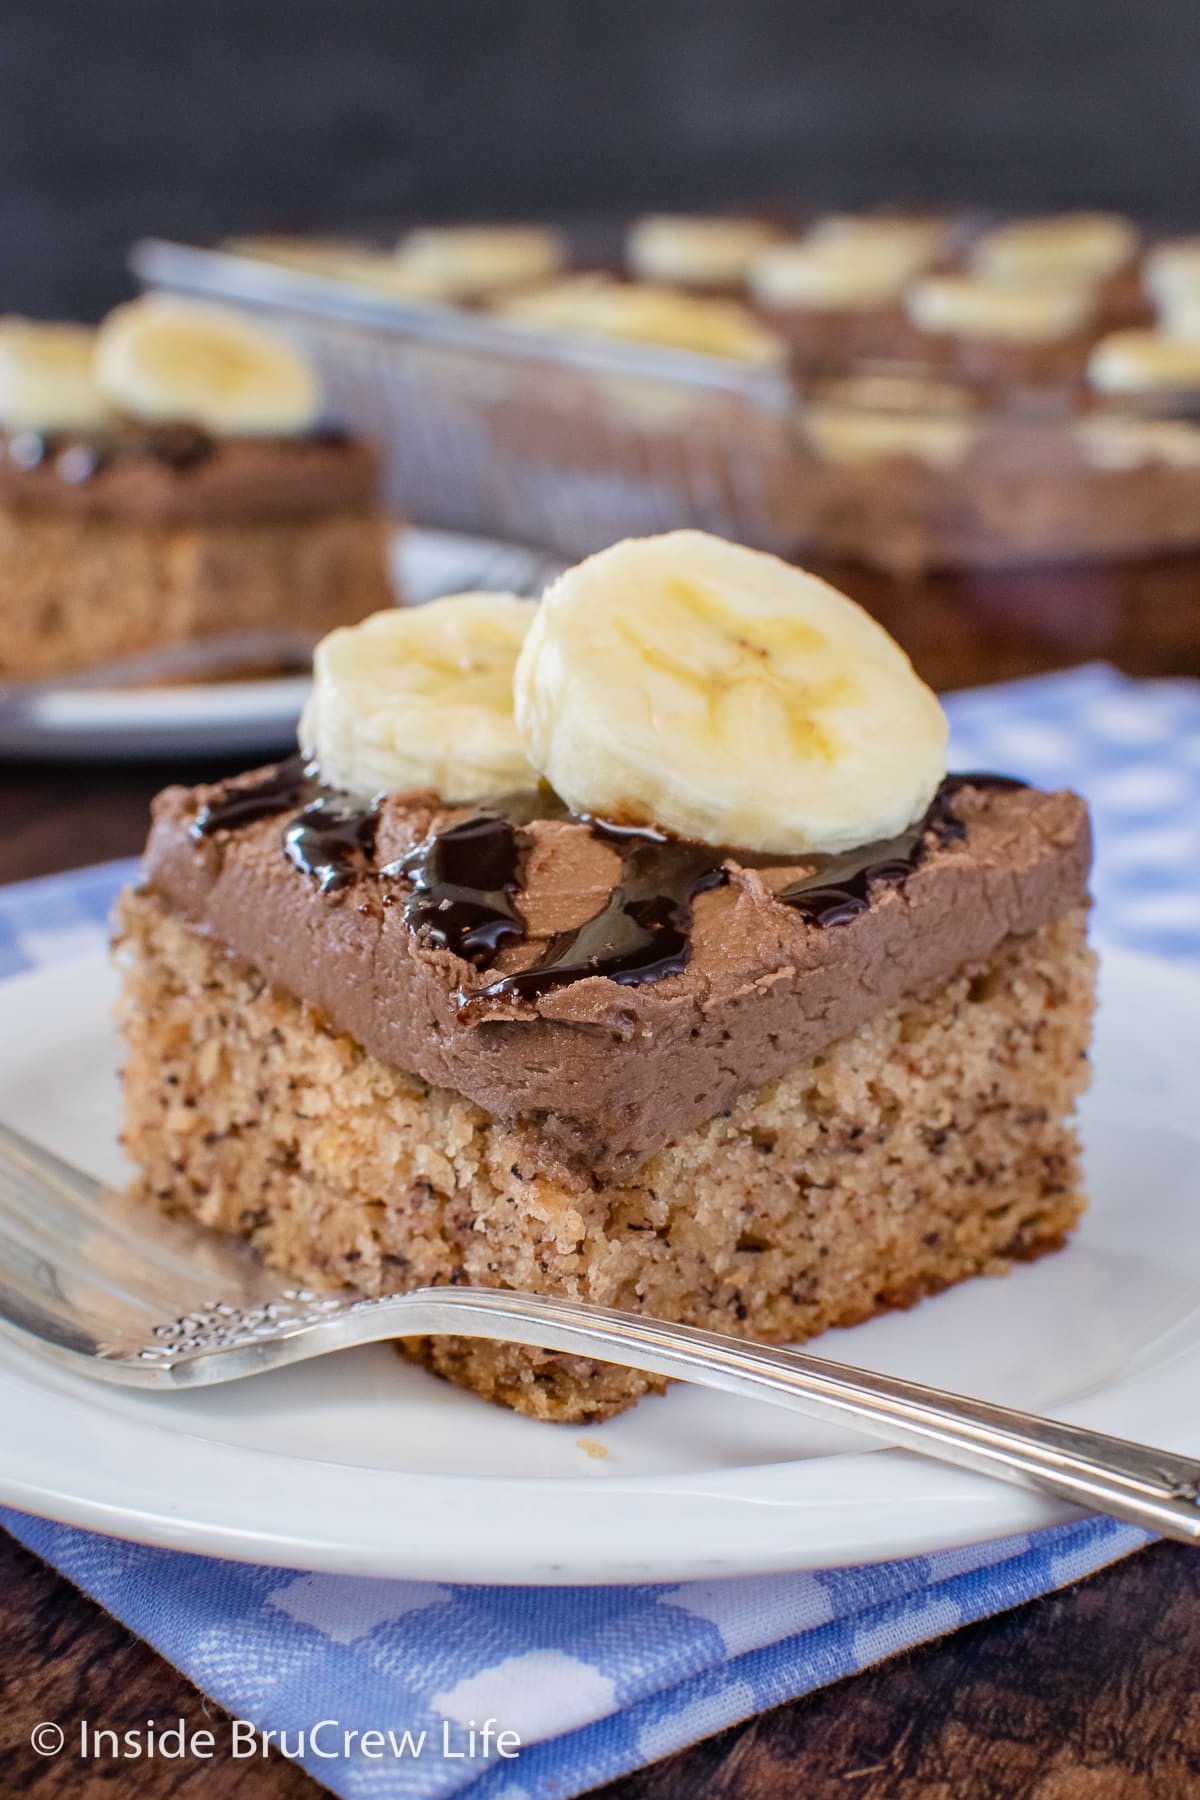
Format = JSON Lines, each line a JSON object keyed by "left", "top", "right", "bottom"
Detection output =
{"left": 153, "top": 1285, "right": 1200, "bottom": 1545}
{"left": 6, "top": 1109, "right": 1191, "bottom": 1542}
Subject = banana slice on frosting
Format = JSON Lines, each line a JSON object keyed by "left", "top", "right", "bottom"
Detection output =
{"left": 749, "top": 234, "right": 928, "bottom": 312}
{"left": 906, "top": 272, "right": 1095, "bottom": 343}
{"left": 302, "top": 593, "right": 539, "bottom": 801}
{"left": 393, "top": 226, "right": 566, "bottom": 299}
{"left": 0, "top": 319, "right": 112, "bottom": 433}
{"left": 626, "top": 214, "right": 780, "bottom": 288}
{"left": 803, "top": 374, "right": 978, "bottom": 469}
{"left": 495, "top": 275, "right": 785, "bottom": 365}
{"left": 1088, "top": 328, "right": 1200, "bottom": 394}
{"left": 95, "top": 296, "right": 320, "bottom": 436}
{"left": 1142, "top": 238, "right": 1200, "bottom": 335}
{"left": 514, "top": 531, "right": 947, "bottom": 855}
{"left": 808, "top": 212, "right": 951, "bottom": 261}
{"left": 969, "top": 212, "right": 1137, "bottom": 285}
{"left": 805, "top": 402, "right": 976, "bottom": 469}
{"left": 1156, "top": 296, "right": 1200, "bottom": 342}
{"left": 1075, "top": 412, "right": 1200, "bottom": 470}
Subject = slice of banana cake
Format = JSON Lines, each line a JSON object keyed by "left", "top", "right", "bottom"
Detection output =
{"left": 116, "top": 532, "right": 1095, "bottom": 1422}
{"left": 0, "top": 297, "right": 393, "bottom": 680}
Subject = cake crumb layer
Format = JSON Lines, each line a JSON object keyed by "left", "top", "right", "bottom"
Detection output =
{"left": 116, "top": 890, "right": 1095, "bottom": 1423}
{"left": 0, "top": 507, "right": 394, "bottom": 679}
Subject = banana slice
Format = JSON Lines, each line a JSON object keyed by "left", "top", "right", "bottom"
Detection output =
{"left": 95, "top": 296, "right": 320, "bottom": 436}
{"left": 969, "top": 212, "right": 1137, "bottom": 285}
{"left": 495, "top": 276, "right": 785, "bottom": 365}
{"left": 748, "top": 235, "right": 926, "bottom": 312}
{"left": 808, "top": 212, "right": 951, "bottom": 261}
{"left": 0, "top": 319, "right": 112, "bottom": 433}
{"left": 1143, "top": 238, "right": 1200, "bottom": 333}
{"left": 393, "top": 226, "right": 566, "bottom": 299}
{"left": 1089, "top": 328, "right": 1200, "bottom": 394}
{"left": 1075, "top": 413, "right": 1200, "bottom": 470}
{"left": 1160, "top": 295, "right": 1200, "bottom": 342}
{"left": 806, "top": 373, "right": 978, "bottom": 466}
{"left": 514, "top": 531, "right": 947, "bottom": 855}
{"left": 906, "top": 273, "right": 1095, "bottom": 343}
{"left": 626, "top": 215, "right": 780, "bottom": 288}
{"left": 302, "top": 593, "right": 539, "bottom": 801}
{"left": 805, "top": 401, "right": 976, "bottom": 469}
{"left": 491, "top": 274, "right": 614, "bottom": 331}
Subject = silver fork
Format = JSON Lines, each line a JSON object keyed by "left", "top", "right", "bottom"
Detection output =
{"left": 2, "top": 1119, "right": 1199, "bottom": 1543}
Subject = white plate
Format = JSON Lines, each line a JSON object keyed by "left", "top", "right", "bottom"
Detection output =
{"left": 0, "top": 674, "right": 316, "bottom": 763}
{"left": 0, "top": 944, "right": 1196, "bottom": 1583}
{"left": 0, "top": 530, "right": 562, "bottom": 762}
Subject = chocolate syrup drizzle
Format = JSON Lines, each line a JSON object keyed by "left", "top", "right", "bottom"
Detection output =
{"left": 191, "top": 755, "right": 316, "bottom": 835}
{"left": 5, "top": 421, "right": 218, "bottom": 483}
{"left": 189, "top": 763, "right": 1024, "bottom": 1000}
{"left": 191, "top": 755, "right": 380, "bottom": 894}
{"left": 398, "top": 812, "right": 527, "bottom": 965}
{"left": 478, "top": 823, "right": 730, "bottom": 1000}
{"left": 3, "top": 422, "right": 348, "bottom": 486}
{"left": 284, "top": 797, "right": 379, "bottom": 894}
{"left": 774, "top": 774, "right": 1023, "bottom": 925}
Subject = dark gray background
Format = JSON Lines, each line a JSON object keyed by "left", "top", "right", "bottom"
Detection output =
{"left": 6, "top": 0, "right": 1197, "bottom": 318}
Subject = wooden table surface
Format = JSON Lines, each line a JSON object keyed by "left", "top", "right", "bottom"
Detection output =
{"left": 2, "top": 754, "right": 1197, "bottom": 1800}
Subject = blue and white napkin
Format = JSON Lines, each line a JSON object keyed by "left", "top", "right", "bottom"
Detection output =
{"left": 0, "top": 662, "right": 1196, "bottom": 1799}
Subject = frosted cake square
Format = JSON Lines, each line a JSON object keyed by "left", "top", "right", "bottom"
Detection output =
{"left": 116, "top": 533, "right": 1094, "bottom": 1421}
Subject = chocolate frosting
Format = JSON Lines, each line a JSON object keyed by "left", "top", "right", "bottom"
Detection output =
{"left": 140, "top": 773, "right": 1091, "bottom": 1179}
{"left": 0, "top": 429, "right": 380, "bottom": 525}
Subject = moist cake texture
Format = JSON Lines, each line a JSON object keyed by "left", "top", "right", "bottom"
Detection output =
{"left": 119, "top": 765, "right": 1095, "bottom": 1420}
{"left": 0, "top": 428, "right": 393, "bottom": 679}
